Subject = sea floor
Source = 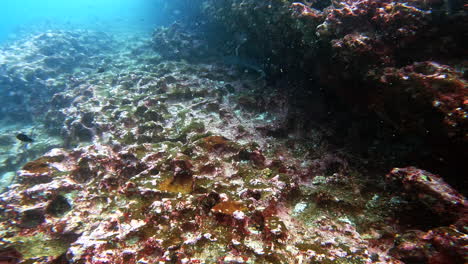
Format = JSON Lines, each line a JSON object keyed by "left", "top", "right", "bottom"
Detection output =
{"left": 0, "top": 28, "right": 466, "bottom": 264}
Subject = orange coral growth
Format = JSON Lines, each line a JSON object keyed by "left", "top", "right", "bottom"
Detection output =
{"left": 22, "top": 157, "right": 60, "bottom": 174}
{"left": 199, "top": 135, "right": 230, "bottom": 151}
{"left": 158, "top": 174, "right": 193, "bottom": 194}
{"left": 211, "top": 201, "right": 247, "bottom": 215}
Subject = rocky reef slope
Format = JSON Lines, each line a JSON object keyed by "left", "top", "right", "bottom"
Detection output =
{"left": 0, "top": 0, "right": 467, "bottom": 263}
{"left": 0, "top": 30, "right": 117, "bottom": 192}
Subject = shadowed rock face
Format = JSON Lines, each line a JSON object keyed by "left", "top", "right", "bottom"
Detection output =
{"left": 201, "top": 0, "right": 468, "bottom": 189}
{"left": 46, "top": 195, "right": 72, "bottom": 217}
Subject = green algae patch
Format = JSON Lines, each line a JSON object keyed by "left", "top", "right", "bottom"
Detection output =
{"left": 180, "top": 121, "right": 205, "bottom": 136}
{"left": 7, "top": 232, "right": 70, "bottom": 259}
{"left": 190, "top": 131, "right": 213, "bottom": 142}
{"left": 120, "top": 131, "right": 137, "bottom": 145}
{"left": 128, "top": 145, "right": 150, "bottom": 159}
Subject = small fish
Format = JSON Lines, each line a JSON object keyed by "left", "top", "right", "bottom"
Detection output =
{"left": 97, "top": 67, "right": 106, "bottom": 73}
{"left": 16, "top": 133, "right": 34, "bottom": 143}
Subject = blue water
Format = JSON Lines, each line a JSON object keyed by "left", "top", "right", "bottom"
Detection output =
{"left": 0, "top": 0, "right": 182, "bottom": 43}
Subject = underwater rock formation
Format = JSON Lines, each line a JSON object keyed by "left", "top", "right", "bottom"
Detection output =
{"left": 0, "top": 1, "right": 466, "bottom": 263}
{"left": 152, "top": 23, "right": 215, "bottom": 61}
{"left": 202, "top": 0, "right": 468, "bottom": 188}
{"left": 387, "top": 166, "right": 466, "bottom": 222}
{"left": 0, "top": 30, "right": 115, "bottom": 122}
{"left": 1, "top": 28, "right": 466, "bottom": 263}
{"left": 0, "top": 30, "right": 121, "bottom": 191}
{"left": 368, "top": 61, "right": 467, "bottom": 142}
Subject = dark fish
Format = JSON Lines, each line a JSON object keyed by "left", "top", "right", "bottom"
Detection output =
{"left": 16, "top": 133, "right": 34, "bottom": 143}
{"left": 97, "top": 67, "right": 106, "bottom": 73}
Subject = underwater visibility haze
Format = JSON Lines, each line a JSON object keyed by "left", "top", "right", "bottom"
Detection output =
{"left": 0, "top": 0, "right": 176, "bottom": 43}
{"left": 0, "top": 0, "right": 466, "bottom": 263}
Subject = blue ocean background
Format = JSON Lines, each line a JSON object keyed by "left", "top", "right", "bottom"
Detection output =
{"left": 0, "top": 0, "right": 188, "bottom": 43}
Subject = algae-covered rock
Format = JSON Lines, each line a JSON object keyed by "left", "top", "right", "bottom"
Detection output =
{"left": 0, "top": 5, "right": 466, "bottom": 263}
